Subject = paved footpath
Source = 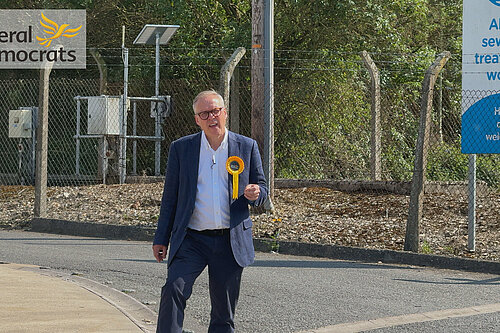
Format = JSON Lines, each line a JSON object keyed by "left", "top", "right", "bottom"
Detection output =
{"left": 0, "top": 230, "right": 499, "bottom": 332}
{"left": 0, "top": 262, "right": 155, "bottom": 333}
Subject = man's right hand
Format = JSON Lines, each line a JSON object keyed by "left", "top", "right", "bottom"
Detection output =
{"left": 153, "top": 244, "right": 167, "bottom": 263}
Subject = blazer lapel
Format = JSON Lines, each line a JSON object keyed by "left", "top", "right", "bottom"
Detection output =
{"left": 188, "top": 133, "right": 202, "bottom": 199}
{"left": 227, "top": 131, "right": 240, "bottom": 202}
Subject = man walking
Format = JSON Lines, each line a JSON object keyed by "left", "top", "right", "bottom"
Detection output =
{"left": 153, "top": 90, "right": 268, "bottom": 332}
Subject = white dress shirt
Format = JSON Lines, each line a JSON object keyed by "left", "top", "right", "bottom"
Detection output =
{"left": 188, "top": 130, "right": 230, "bottom": 231}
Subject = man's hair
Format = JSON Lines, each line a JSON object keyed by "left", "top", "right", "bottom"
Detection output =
{"left": 192, "top": 90, "right": 224, "bottom": 113}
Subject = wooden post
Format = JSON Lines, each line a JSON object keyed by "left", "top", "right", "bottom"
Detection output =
{"left": 404, "top": 51, "right": 451, "bottom": 252}
{"left": 252, "top": 0, "right": 275, "bottom": 211}
{"left": 34, "top": 63, "right": 54, "bottom": 218}
{"left": 361, "top": 51, "right": 381, "bottom": 181}
{"left": 252, "top": 0, "right": 265, "bottom": 154}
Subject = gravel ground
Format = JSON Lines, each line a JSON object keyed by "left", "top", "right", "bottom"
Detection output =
{"left": 1, "top": 183, "right": 499, "bottom": 262}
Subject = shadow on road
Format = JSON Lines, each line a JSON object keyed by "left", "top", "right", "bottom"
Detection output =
{"left": 394, "top": 276, "right": 500, "bottom": 285}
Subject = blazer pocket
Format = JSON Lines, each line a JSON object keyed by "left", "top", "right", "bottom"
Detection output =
{"left": 243, "top": 218, "right": 253, "bottom": 230}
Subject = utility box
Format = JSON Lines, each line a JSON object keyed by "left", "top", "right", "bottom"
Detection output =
{"left": 150, "top": 95, "right": 173, "bottom": 120}
{"left": 9, "top": 109, "right": 32, "bottom": 138}
{"left": 88, "top": 96, "right": 129, "bottom": 135}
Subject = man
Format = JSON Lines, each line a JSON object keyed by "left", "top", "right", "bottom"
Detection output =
{"left": 153, "top": 90, "right": 268, "bottom": 333}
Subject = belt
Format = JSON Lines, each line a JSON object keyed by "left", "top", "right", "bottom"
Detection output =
{"left": 188, "top": 228, "right": 230, "bottom": 236}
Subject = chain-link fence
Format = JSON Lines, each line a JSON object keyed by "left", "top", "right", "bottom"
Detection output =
{"left": 1, "top": 77, "right": 100, "bottom": 185}
{"left": 0, "top": 48, "right": 498, "bottom": 260}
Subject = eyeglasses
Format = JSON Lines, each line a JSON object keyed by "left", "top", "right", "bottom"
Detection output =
{"left": 195, "top": 107, "right": 223, "bottom": 120}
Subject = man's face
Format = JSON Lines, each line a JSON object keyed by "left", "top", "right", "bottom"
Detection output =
{"left": 194, "top": 94, "right": 227, "bottom": 141}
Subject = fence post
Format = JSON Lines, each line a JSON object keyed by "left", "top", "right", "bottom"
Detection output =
{"left": 218, "top": 47, "right": 246, "bottom": 130}
{"left": 34, "top": 62, "right": 54, "bottom": 218}
{"left": 89, "top": 48, "right": 108, "bottom": 95}
{"left": 361, "top": 51, "right": 381, "bottom": 181}
{"left": 219, "top": 47, "right": 246, "bottom": 133}
{"left": 230, "top": 67, "right": 241, "bottom": 133}
{"left": 404, "top": 51, "right": 451, "bottom": 252}
{"left": 437, "top": 75, "right": 443, "bottom": 143}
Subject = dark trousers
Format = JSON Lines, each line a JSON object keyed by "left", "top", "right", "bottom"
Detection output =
{"left": 157, "top": 230, "right": 244, "bottom": 333}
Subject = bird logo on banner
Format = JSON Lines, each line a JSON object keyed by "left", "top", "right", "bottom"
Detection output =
{"left": 36, "top": 12, "right": 82, "bottom": 47}
{"left": 489, "top": 0, "right": 500, "bottom": 7}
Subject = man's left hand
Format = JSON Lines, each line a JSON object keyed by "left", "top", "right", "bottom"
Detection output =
{"left": 244, "top": 184, "right": 260, "bottom": 201}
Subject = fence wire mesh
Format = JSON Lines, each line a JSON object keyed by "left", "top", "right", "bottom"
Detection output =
{"left": 0, "top": 48, "right": 498, "bottom": 261}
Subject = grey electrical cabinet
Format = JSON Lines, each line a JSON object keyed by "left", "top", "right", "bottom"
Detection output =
{"left": 87, "top": 96, "right": 130, "bottom": 135}
{"left": 9, "top": 109, "right": 32, "bottom": 138}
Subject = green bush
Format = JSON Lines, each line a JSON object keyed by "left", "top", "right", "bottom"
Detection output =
{"left": 427, "top": 142, "right": 468, "bottom": 182}
{"left": 427, "top": 141, "right": 500, "bottom": 189}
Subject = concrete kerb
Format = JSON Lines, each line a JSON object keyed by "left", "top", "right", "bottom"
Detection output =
{"left": 253, "top": 239, "right": 500, "bottom": 275}
{"left": 19, "top": 265, "right": 158, "bottom": 333}
{"left": 31, "top": 217, "right": 156, "bottom": 241}
{"left": 30, "top": 217, "right": 500, "bottom": 275}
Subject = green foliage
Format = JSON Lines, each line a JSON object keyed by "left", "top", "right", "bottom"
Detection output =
{"left": 427, "top": 142, "right": 500, "bottom": 189}
{"left": 427, "top": 142, "right": 468, "bottom": 182}
{"left": 477, "top": 155, "right": 500, "bottom": 189}
{"left": 421, "top": 240, "right": 433, "bottom": 254}
{"left": 1, "top": 0, "right": 481, "bottom": 186}
{"left": 275, "top": 61, "right": 371, "bottom": 179}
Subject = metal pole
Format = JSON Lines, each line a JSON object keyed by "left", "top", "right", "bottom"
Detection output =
{"left": 264, "top": 0, "right": 275, "bottom": 208}
{"left": 102, "top": 137, "right": 107, "bottom": 185}
{"left": 120, "top": 47, "right": 129, "bottom": 184}
{"left": 132, "top": 101, "right": 137, "bottom": 175}
{"left": 18, "top": 138, "right": 23, "bottom": 185}
{"left": 155, "top": 32, "right": 161, "bottom": 176}
{"left": 155, "top": 32, "right": 160, "bottom": 97}
{"left": 468, "top": 154, "right": 476, "bottom": 252}
{"left": 76, "top": 98, "right": 81, "bottom": 175}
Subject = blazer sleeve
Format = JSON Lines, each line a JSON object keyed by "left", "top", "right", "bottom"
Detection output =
{"left": 153, "top": 142, "right": 179, "bottom": 247}
{"left": 248, "top": 139, "right": 268, "bottom": 207}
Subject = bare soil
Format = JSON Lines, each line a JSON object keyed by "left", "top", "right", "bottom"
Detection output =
{"left": 1, "top": 184, "right": 499, "bottom": 262}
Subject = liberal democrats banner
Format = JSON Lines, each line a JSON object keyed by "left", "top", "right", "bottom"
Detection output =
{"left": 462, "top": 0, "right": 500, "bottom": 154}
{"left": 0, "top": 9, "right": 86, "bottom": 69}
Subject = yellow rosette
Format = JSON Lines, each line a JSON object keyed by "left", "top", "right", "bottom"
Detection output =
{"left": 226, "top": 156, "right": 244, "bottom": 199}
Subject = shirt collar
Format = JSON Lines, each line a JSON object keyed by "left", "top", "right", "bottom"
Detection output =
{"left": 201, "top": 129, "right": 228, "bottom": 152}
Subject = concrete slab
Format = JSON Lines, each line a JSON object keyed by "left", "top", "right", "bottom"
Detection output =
{"left": 0, "top": 263, "right": 148, "bottom": 333}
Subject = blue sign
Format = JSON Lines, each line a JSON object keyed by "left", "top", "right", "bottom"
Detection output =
{"left": 461, "top": 93, "right": 500, "bottom": 153}
{"left": 462, "top": 0, "right": 500, "bottom": 153}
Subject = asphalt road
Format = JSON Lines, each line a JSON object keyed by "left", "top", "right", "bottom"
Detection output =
{"left": 0, "top": 230, "right": 498, "bottom": 332}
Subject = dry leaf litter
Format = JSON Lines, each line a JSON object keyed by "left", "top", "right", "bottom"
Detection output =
{"left": 1, "top": 184, "right": 498, "bottom": 262}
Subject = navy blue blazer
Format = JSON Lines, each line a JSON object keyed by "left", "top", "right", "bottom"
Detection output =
{"left": 153, "top": 131, "right": 269, "bottom": 268}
